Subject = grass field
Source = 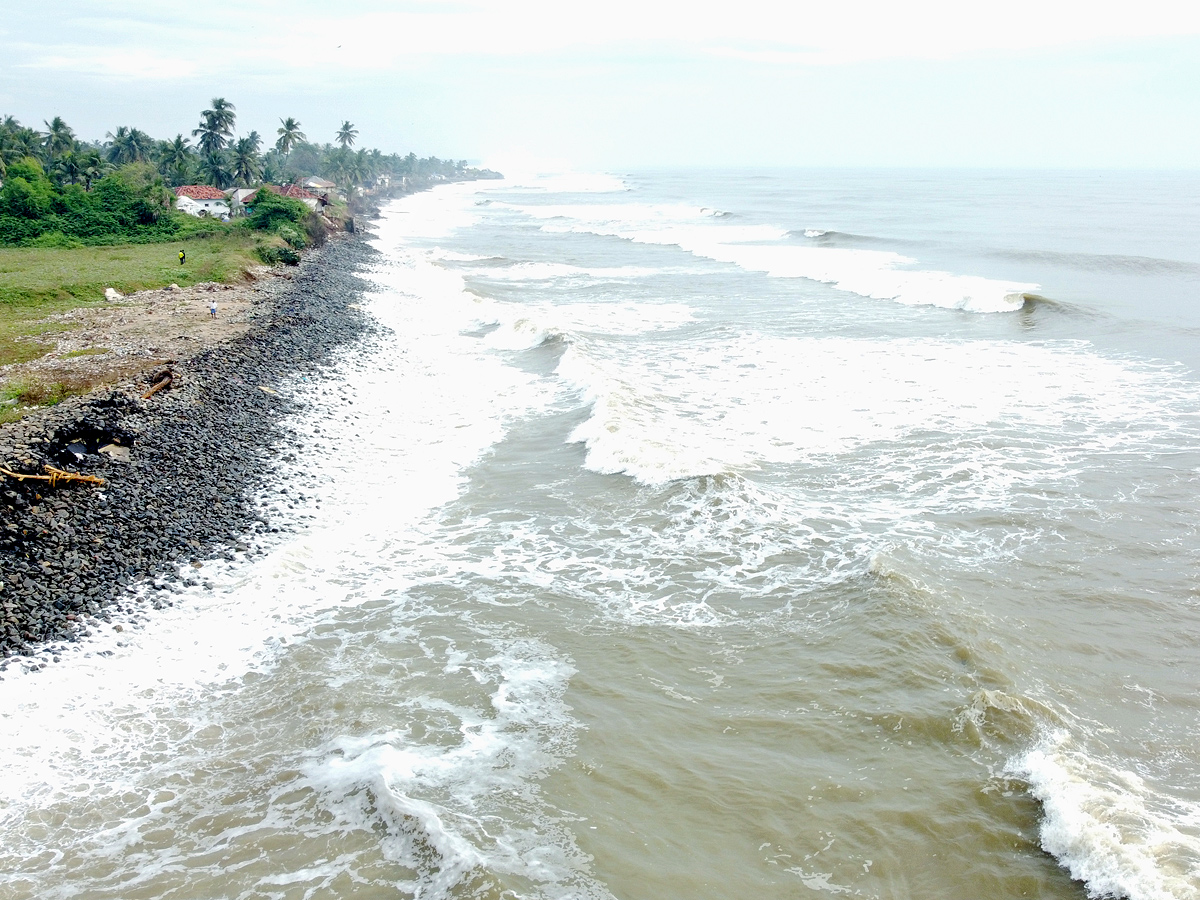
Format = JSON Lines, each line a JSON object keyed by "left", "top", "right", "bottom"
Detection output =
{"left": 0, "top": 230, "right": 273, "bottom": 368}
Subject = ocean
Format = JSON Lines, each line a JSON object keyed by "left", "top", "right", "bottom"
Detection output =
{"left": 2, "top": 168, "right": 1200, "bottom": 900}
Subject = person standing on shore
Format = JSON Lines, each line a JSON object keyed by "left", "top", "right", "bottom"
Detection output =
{"left": 179, "top": 249, "right": 186, "bottom": 265}
{"left": 209, "top": 300, "right": 217, "bottom": 319}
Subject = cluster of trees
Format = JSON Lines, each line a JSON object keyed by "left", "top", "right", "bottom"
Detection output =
{"left": 0, "top": 100, "right": 484, "bottom": 202}
{"left": 0, "top": 150, "right": 324, "bottom": 256}
{"left": 0, "top": 100, "right": 497, "bottom": 248}
{"left": 0, "top": 157, "right": 190, "bottom": 247}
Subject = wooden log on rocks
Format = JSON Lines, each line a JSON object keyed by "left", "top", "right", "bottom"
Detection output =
{"left": 142, "top": 370, "right": 173, "bottom": 400}
{"left": 0, "top": 465, "right": 104, "bottom": 487}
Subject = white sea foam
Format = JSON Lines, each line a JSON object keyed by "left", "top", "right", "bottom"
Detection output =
{"left": 429, "top": 248, "right": 493, "bottom": 262}
{"left": 557, "top": 333, "right": 1197, "bottom": 487}
{"left": 1009, "top": 733, "right": 1200, "bottom": 900}
{"left": 0, "top": 193, "right": 561, "bottom": 896}
{"left": 375, "top": 181, "right": 486, "bottom": 239}
{"left": 695, "top": 242, "right": 1035, "bottom": 313}
{"left": 497, "top": 171, "right": 628, "bottom": 194}
{"left": 305, "top": 645, "right": 604, "bottom": 899}
{"left": 481, "top": 301, "right": 695, "bottom": 352}
{"left": 469, "top": 261, "right": 665, "bottom": 282}
{"left": 513, "top": 200, "right": 786, "bottom": 245}
{"left": 504, "top": 199, "right": 1037, "bottom": 312}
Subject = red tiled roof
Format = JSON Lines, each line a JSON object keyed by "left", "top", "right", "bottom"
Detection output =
{"left": 175, "top": 185, "right": 227, "bottom": 200}
{"left": 279, "top": 184, "right": 317, "bottom": 200}
{"left": 261, "top": 184, "right": 317, "bottom": 200}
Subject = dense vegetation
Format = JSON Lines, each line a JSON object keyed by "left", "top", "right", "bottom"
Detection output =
{"left": 0, "top": 159, "right": 215, "bottom": 247}
{"left": 0, "top": 100, "right": 497, "bottom": 249}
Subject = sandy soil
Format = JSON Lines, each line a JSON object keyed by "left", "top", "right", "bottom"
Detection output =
{"left": 0, "top": 266, "right": 294, "bottom": 395}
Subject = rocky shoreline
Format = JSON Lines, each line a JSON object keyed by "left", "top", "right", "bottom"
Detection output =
{"left": 0, "top": 234, "right": 378, "bottom": 661}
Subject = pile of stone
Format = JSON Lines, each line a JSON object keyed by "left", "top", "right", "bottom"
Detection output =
{"left": 0, "top": 236, "right": 379, "bottom": 659}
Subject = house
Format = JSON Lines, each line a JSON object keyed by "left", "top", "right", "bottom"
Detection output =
{"left": 227, "top": 187, "right": 259, "bottom": 206}
{"left": 224, "top": 187, "right": 259, "bottom": 217}
{"left": 262, "top": 183, "right": 321, "bottom": 211}
{"left": 301, "top": 176, "right": 336, "bottom": 194}
{"left": 174, "top": 185, "right": 230, "bottom": 219}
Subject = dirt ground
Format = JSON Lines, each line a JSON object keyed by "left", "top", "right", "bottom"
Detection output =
{"left": 0, "top": 266, "right": 293, "bottom": 398}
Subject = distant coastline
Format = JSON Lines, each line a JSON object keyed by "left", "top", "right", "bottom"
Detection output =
{"left": 1, "top": 103, "right": 499, "bottom": 420}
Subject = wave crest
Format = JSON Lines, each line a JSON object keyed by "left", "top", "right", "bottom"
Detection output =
{"left": 1008, "top": 732, "right": 1200, "bottom": 900}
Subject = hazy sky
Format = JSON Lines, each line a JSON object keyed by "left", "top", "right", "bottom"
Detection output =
{"left": 3, "top": 0, "right": 1199, "bottom": 169}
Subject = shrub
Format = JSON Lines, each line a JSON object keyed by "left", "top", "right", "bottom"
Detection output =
{"left": 276, "top": 223, "right": 305, "bottom": 248}
{"left": 0, "top": 158, "right": 55, "bottom": 219}
{"left": 256, "top": 245, "right": 301, "bottom": 266}
{"left": 0, "top": 160, "right": 183, "bottom": 246}
{"left": 244, "top": 190, "right": 309, "bottom": 234}
{"left": 0, "top": 215, "right": 43, "bottom": 244}
{"left": 29, "top": 231, "right": 84, "bottom": 249}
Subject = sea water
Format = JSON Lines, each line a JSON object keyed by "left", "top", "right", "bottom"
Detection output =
{"left": 2, "top": 169, "right": 1200, "bottom": 900}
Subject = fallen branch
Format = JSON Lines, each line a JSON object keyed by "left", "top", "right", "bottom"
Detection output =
{"left": 142, "top": 372, "right": 173, "bottom": 399}
{"left": 0, "top": 465, "right": 105, "bottom": 488}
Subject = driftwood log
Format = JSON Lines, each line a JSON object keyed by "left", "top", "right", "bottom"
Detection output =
{"left": 141, "top": 369, "right": 173, "bottom": 400}
{"left": 0, "top": 465, "right": 104, "bottom": 487}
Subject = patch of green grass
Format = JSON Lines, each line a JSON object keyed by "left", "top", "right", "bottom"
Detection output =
{"left": 0, "top": 230, "right": 280, "bottom": 366}
{"left": 0, "top": 229, "right": 268, "bottom": 306}
{"left": 2, "top": 377, "right": 75, "bottom": 406}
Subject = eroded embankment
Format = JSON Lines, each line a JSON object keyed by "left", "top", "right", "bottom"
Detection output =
{"left": 0, "top": 236, "right": 378, "bottom": 659}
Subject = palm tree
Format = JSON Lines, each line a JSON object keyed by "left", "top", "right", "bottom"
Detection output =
{"left": 192, "top": 97, "right": 236, "bottom": 156}
{"left": 356, "top": 148, "right": 375, "bottom": 188}
{"left": 260, "top": 149, "right": 285, "bottom": 185}
{"left": 80, "top": 150, "right": 110, "bottom": 190}
{"left": 52, "top": 149, "right": 83, "bottom": 185}
{"left": 327, "top": 146, "right": 368, "bottom": 199}
{"left": 193, "top": 117, "right": 220, "bottom": 155}
{"left": 0, "top": 117, "right": 40, "bottom": 178}
{"left": 160, "top": 134, "right": 193, "bottom": 185}
{"left": 106, "top": 126, "right": 153, "bottom": 164}
{"left": 199, "top": 151, "right": 232, "bottom": 189}
{"left": 5, "top": 120, "right": 41, "bottom": 159}
{"left": 128, "top": 128, "right": 153, "bottom": 162}
{"left": 204, "top": 97, "right": 236, "bottom": 139}
{"left": 0, "top": 134, "right": 16, "bottom": 179}
{"left": 43, "top": 116, "right": 76, "bottom": 159}
{"left": 336, "top": 121, "right": 358, "bottom": 149}
{"left": 275, "top": 117, "right": 305, "bottom": 156}
{"left": 230, "top": 136, "right": 261, "bottom": 186}
{"left": 105, "top": 126, "right": 130, "bottom": 163}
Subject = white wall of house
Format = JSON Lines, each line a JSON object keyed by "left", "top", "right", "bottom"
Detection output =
{"left": 175, "top": 196, "right": 230, "bottom": 218}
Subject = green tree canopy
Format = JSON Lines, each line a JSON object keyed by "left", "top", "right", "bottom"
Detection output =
{"left": 43, "top": 116, "right": 76, "bottom": 159}
{"left": 336, "top": 121, "right": 358, "bottom": 149}
{"left": 276, "top": 117, "right": 305, "bottom": 155}
{"left": 192, "top": 97, "right": 236, "bottom": 156}
{"left": 106, "top": 126, "right": 154, "bottom": 165}
{"left": 231, "top": 136, "right": 262, "bottom": 186}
